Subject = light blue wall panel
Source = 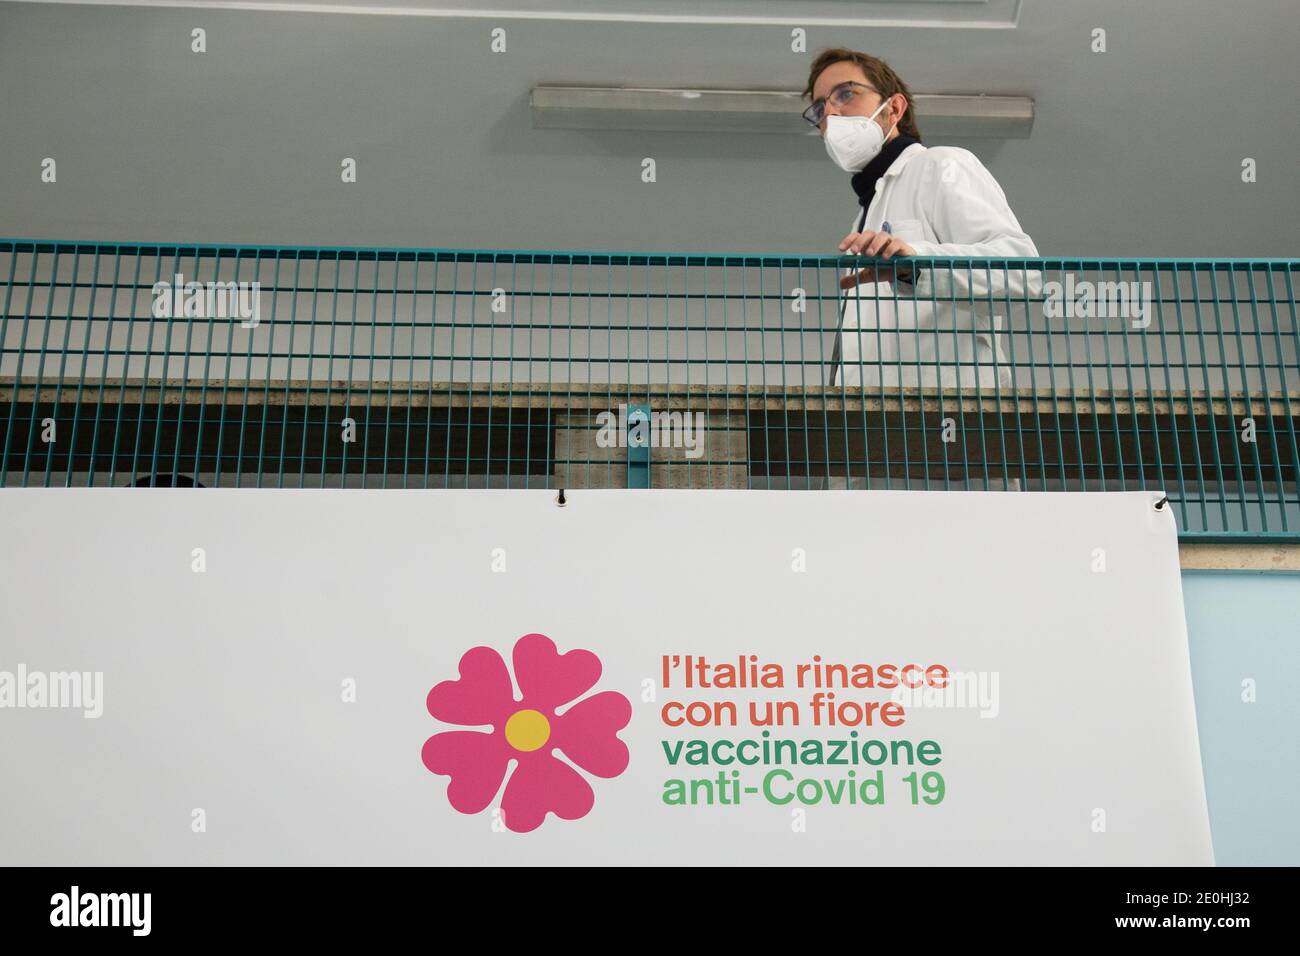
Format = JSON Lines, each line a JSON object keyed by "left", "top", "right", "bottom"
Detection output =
{"left": 1183, "top": 569, "right": 1300, "bottom": 865}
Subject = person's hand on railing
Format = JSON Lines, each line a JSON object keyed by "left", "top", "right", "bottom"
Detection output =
{"left": 838, "top": 230, "right": 916, "bottom": 289}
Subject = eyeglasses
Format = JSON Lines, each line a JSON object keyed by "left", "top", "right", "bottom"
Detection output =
{"left": 802, "top": 81, "right": 882, "bottom": 128}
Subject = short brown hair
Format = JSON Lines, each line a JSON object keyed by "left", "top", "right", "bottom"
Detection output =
{"left": 803, "top": 48, "right": 921, "bottom": 141}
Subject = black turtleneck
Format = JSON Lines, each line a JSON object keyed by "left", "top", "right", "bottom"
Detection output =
{"left": 850, "top": 133, "right": 919, "bottom": 209}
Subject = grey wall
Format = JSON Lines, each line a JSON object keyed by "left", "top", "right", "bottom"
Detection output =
{"left": 0, "top": 0, "right": 1298, "bottom": 256}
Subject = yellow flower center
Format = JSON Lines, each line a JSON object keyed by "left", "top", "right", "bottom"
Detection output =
{"left": 504, "top": 709, "right": 551, "bottom": 752}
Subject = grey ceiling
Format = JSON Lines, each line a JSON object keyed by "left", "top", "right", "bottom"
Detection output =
{"left": 0, "top": 0, "right": 1296, "bottom": 257}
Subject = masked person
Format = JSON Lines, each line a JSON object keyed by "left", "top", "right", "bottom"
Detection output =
{"left": 804, "top": 49, "right": 1041, "bottom": 393}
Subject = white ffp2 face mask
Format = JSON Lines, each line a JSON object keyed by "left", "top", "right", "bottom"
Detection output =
{"left": 822, "top": 97, "right": 897, "bottom": 173}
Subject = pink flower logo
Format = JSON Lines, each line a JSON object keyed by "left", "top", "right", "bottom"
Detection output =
{"left": 422, "top": 632, "right": 632, "bottom": 833}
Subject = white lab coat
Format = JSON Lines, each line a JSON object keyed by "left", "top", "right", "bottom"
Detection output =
{"left": 835, "top": 141, "right": 1041, "bottom": 391}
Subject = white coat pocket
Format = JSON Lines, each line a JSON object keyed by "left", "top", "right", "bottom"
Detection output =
{"left": 886, "top": 218, "right": 924, "bottom": 243}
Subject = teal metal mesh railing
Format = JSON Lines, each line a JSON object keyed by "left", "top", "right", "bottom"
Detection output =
{"left": 1, "top": 240, "right": 1298, "bottom": 541}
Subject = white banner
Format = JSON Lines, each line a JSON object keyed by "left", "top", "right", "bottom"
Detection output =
{"left": 0, "top": 488, "right": 1213, "bottom": 865}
